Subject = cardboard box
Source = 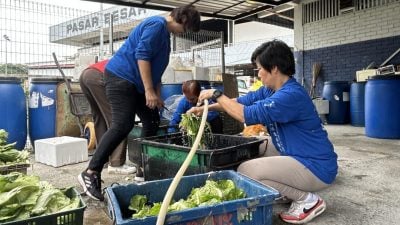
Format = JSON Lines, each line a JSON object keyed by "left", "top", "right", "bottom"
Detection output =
{"left": 35, "top": 136, "right": 88, "bottom": 167}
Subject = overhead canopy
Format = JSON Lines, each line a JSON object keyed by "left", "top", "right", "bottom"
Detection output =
{"left": 83, "top": 0, "right": 294, "bottom": 21}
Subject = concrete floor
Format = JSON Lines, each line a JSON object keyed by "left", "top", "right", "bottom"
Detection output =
{"left": 26, "top": 125, "right": 400, "bottom": 225}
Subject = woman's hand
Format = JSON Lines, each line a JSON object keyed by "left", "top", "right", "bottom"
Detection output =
{"left": 197, "top": 89, "right": 214, "bottom": 105}
{"left": 186, "top": 106, "right": 204, "bottom": 117}
{"left": 145, "top": 89, "right": 162, "bottom": 109}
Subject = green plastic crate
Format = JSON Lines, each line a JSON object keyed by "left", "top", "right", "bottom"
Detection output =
{"left": 139, "top": 133, "right": 264, "bottom": 181}
{"left": 2, "top": 188, "right": 86, "bottom": 225}
{"left": 127, "top": 120, "right": 170, "bottom": 167}
{"left": 0, "top": 163, "right": 30, "bottom": 175}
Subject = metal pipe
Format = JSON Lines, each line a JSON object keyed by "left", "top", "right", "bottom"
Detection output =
{"left": 99, "top": 3, "right": 104, "bottom": 59}
{"left": 3, "top": 35, "right": 11, "bottom": 76}
{"left": 220, "top": 31, "right": 225, "bottom": 74}
{"left": 109, "top": 15, "right": 113, "bottom": 55}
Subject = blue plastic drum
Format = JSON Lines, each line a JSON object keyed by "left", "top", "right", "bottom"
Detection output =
{"left": 160, "top": 83, "right": 182, "bottom": 101}
{"left": 0, "top": 77, "right": 27, "bottom": 150}
{"left": 209, "top": 81, "right": 224, "bottom": 92}
{"left": 322, "top": 81, "right": 350, "bottom": 124}
{"left": 365, "top": 75, "right": 400, "bottom": 139}
{"left": 28, "top": 78, "right": 61, "bottom": 145}
{"left": 350, "top": 82, "right": 366, "bottom": 127}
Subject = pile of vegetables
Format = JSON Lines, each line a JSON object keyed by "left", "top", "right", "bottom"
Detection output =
{"left": 0, "top": 172, "right": 80, "bottom": 223}
{"left": 129, "top": 179, "right": 246, "bottom": 218}
{"left": 0, "top": 129, "right": 29, "bottom": 166}
{"left": 179, "top": 114, "right": 212, "bottom": 147}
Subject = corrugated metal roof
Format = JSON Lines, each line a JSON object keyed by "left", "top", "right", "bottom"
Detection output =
{"left": 83, "top": 0, "right": 293, "bottom": 20}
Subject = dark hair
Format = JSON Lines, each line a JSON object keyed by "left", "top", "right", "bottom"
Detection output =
{"left": 170, "top": 5, "right": 201, "bottom": 32}
{"left": 251, "top": 40, "right": 295, "bottom": 76}
{"left": 182, "top": 80, "right": 201, "bottom": 96}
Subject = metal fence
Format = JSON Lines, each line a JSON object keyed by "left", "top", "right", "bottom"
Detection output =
{"left": 0, "top": 0, "right": 92, "bottom": 78}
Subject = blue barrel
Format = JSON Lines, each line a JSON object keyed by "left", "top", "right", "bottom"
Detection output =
{"left": 322, "top": 81, "right": 350, "bottom": 124}
{"left": 29, "top": 78, "right": 61, "bottom": 145}
{"left": 365, "top": 75, "right": 400, "bottom": 139}
{"left": 210, "top": 81, "right": 224, "bottom": 92}
{"left": 0, "top": 77, "right": 27, "bottom": 150}
{"left": 160, "top": 83, "right": 182, "bottom": 101}
{"left": 350, "top": 82, "right": 366, "bottom": 127}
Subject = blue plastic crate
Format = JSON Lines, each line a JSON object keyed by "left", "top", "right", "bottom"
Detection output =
{"left": 105, "top": 170, "right": 279, "bottom": 225}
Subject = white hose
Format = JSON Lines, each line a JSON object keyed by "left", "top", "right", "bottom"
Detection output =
{"left": 156, "top": 100, "right": 209, "bottom": 225}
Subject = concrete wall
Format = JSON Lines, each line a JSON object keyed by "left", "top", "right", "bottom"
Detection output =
{"left": 294, "top": 0, "right": 400, "bottom": 96}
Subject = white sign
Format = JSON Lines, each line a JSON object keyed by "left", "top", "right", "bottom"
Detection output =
{"left": 49, "top": 6, "right": 163, "bottom": 42}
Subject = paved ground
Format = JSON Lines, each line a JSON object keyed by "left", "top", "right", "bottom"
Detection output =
{"left": 27, "top": 125, "right": 400, "bottom": 225}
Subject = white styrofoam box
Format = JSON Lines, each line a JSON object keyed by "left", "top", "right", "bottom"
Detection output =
{"left": 313, "top": 99, "right": 329, "bottom": 115}
{"left": 35, "top": 136, "right": 88, "bottom": 167}
{"left": 356, "top": 69, "right": 377, "bottom": 82}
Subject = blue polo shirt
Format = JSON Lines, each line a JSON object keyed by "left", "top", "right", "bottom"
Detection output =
{"left": 106, "top": 16, "right": 171, "bottom": 93}
{"left": 238, "top": 79, "right": 338, "bottom": 184}
{"left": 168, "top": 98, "right": 220, "bottom": 133}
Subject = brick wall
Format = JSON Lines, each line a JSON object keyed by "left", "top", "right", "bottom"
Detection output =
{"left": 293, "top": 0, "right": 400, "bottom": 96}
{"left": 297, "top": 35, "right": 400, "bottom": 96}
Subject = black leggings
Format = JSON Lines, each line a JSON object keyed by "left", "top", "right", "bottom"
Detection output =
{"left": 88, "top": 70, "right": 160, "bottom": 172}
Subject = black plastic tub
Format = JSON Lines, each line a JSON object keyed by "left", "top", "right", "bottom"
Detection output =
{"left": 138, "top": 133, "right": 265, "bottom": 181}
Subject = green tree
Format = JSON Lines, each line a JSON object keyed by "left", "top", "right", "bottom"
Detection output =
{"left": 0, "top": 64, "right": 28, "bottom": 75}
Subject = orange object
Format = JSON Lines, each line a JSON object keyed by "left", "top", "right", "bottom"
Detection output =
{"left": 242, "top": 124, "right": 268, "bottom": 137}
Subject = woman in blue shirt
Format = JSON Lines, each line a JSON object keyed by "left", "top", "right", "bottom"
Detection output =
{"left": 168, "top": 80, "right": 222, "bottom": 133}
{"left": 190, "top": 40, "right": 338, "bottom": 224}
{"left": 78, "top": 5, "right": 201, "bottom": 201}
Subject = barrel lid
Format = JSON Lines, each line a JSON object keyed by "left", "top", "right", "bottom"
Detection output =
{"left": 0, "top": 76, "right": 22, "bottom": 83}
{"left": 368, "top": 75, "right": 400, "bottom": 80}
{"left": 324, "top": 81, "right": 350, "bottom": 85}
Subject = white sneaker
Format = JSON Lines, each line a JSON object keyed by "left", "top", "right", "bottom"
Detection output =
{"left": 107, "top": 164, "right": 137, "bottom": 175}
{"left": 280, "top": 195, "right": 326, "bottom": 224}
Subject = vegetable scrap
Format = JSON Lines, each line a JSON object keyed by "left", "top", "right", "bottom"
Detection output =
{"left": 129, "top": 179, "right": 246, "bottom": 218}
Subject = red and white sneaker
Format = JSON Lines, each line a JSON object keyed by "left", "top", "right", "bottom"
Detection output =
{"left": 279, "top": 196, "right": 326, "bottom": 224}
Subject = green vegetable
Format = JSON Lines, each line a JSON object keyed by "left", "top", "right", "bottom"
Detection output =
{"left": 179, "top": 114, "right": 212, "bottom": 147}
{"left": 129, "top": 179, "right": 246, "bottom": 218}
{"left": 0, "top": 173, "right": 80, "bottom": 223}
{"left": 129, "top": 195, "right": 147, "bottom": 212}
{"left": 0, "top": 130, "right": 30, "bottom": 165}
{"left": 0, "top": 130, "right": 8, "bottom": 146}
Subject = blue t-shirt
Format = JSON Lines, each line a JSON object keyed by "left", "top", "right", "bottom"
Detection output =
{"left": 238, "top": 78, "right": 338, "bottom": 184}
{"left": 168, "top": 98, "right": 219, "bottom": 133}
{"left": 106, "top": 16, "right": 171, "bottom": 93}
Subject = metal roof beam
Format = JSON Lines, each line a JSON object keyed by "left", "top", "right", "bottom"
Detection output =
{"left": 83, "top": 0, "right": 234, "bottom": 19}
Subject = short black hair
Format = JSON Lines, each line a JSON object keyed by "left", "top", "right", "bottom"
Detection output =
{"left": 251, "top": 40, "right": 295, "bottom": 76}
{"left": 170, "top": 5, "right": 201, "bottom": 32}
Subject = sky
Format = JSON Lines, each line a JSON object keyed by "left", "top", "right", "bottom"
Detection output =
{"left": 0, "top": 0, "right": 293, "bottom": 67}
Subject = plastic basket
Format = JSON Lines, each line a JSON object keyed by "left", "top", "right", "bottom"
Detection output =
{"left": 0, "top": 163, "right": 30, "bottom": 175}
{"left": 105, "top": 170, "right": 279, "bottom": 225}
{"left": 1, "top": 188, "right": 86, "bottom": 225}
{"left": 139, "top": 133, "right": 264, "bottom": 181}
{"left": 127, "top": 121, "right": 170, "bottom": 167}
